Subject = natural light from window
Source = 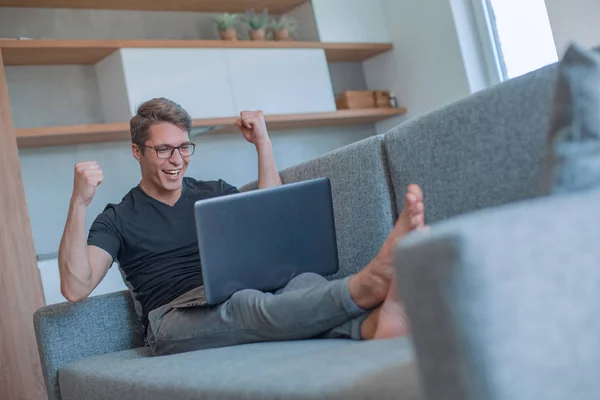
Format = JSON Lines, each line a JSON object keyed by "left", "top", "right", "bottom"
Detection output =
{"left": 488, "top": 0, "right": 558, "bottom": 79}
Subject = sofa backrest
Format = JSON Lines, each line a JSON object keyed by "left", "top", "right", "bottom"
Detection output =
{"left": 383, "top": 64, "right": 558, "bottom": 224}
{"left": 240, "top": 135, "right": 395, "bottom": 280}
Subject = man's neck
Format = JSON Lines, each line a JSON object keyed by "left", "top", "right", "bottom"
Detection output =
{"left": 139, "top": 179, "right": 182, "bottom": 206}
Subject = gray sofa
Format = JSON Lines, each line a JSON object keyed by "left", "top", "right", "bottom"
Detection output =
{"left": 34, "top": 59, "right": 600, "bottom": 400}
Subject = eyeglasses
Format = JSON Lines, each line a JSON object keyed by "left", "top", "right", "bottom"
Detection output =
{"left": 138, "top": 143, "right": 196, "bottom": 159}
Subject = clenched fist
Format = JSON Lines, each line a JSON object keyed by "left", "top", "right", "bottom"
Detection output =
{"left": 235, "top": 110, "right": 270, "bottom": 146}
{"left": 72, "top": 161, "right": 104, "bottom": 206}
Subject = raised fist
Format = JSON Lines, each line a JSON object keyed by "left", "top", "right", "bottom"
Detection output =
{"left": 72, "top": 161, "right": 104, "bottom": 206}
{"left": 235, "top": 110, "right": 270, "bottom": 146}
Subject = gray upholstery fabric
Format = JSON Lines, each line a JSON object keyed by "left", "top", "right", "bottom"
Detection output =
{"left": 59, "top": 338, "right": 422, "bottom": 400}
{"left": 240, "top": 135, "right": 395, "bottom": 280}
{"left": 34, "top": 290, "right": 145, "bottom": 400}
{"left": 542, "top": 44, "right": 600, "bottom": 194}
{"left": 395, "top": 189, "right": 600, "bottom": 400}
{"left": 383, "top": 64, "right": 558, "bottom": 224}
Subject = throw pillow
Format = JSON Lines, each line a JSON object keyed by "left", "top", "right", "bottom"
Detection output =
{"left": 542, "top": 43, "right": 600, "bottom": 194}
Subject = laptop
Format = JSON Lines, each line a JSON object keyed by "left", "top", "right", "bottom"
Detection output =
{"left": 194, "top": 177, "right": 340, "bottom": 305}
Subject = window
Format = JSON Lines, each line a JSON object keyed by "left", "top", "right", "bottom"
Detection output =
{"left": 473, "top": 0, "right": 559, "bottom": 82}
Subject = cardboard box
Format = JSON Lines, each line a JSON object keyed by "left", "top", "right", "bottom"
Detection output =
{"left": 336, "top": 90, "right": 391, "bottom": 109}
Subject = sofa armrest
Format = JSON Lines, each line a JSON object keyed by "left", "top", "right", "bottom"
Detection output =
{"left": 34, "top": 290, "right": 145, "bottom": 400}
{"left": 395, "top": 189, "right": 600, "bottom": 400}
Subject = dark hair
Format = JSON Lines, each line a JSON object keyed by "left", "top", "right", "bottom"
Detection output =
{"left": 130, "top": 98, "right": 192, "bottom": 148}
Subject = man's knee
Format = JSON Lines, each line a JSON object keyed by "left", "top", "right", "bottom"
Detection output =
{"left": 227, "top": 289, "right": 266, "bottom": 313}
{"left": 297, "top": 272, "right": 325, "bottom": 281}
{"left": 286, "top": 272, "right": 327, "bottom": 290}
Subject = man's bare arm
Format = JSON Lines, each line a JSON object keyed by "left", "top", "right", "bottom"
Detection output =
{"left": 255, "top": 139, "right": 282, "bottom": 189}
{"left": 236, "top": 110, "right": 282, "bottom": 189}
{"left": 58, "top": 162, "right": 112, "bottom": 302}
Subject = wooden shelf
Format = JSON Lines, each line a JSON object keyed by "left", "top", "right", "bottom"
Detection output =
{"left": 0, "top": 0, "right": 308, "bottom": 14}
{"left": 0, "top": 40, "right": 393, "bottom": 65}
{"left": 16, "top": 108, "right": 407, "bottom": 148}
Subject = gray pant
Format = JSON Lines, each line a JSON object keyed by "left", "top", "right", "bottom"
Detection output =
{"left": 147, "top": 273, "right": 369, "bottom": 356}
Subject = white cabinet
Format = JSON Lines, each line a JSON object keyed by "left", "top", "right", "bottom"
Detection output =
{"left": 311, "top": 0, "right": 390, "bottom": 43}
{"left": 96, "top": 48, "right": 336, "bottom": 121}
{"left": 97, "top": 49, "right": 237, "bottom": 121}
{"left": 226, "top": 49, "right": 336, "bottom": 115}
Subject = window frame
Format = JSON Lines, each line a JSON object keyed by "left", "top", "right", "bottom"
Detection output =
{"left": 469, "top": 0, "right": 509, "bottom": 84}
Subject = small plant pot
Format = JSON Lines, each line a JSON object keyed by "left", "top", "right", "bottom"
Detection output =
{"left": 249, "top": 28, "right": 266, "bottom": 41}
{"left": 219, "top": 27, "right": 238, "bottom": 41}
{"left": 274, "top": 27, "right": 291, "bottom": 41}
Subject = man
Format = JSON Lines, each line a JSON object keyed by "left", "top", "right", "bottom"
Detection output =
{"left": 58, "top": 97, "right": 426, "bottom": 356}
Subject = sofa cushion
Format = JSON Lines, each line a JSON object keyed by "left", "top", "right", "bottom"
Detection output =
{"left": 383, "top": 64, "right": 557, "bottom": 224}
{"left": 59, "top": 338, "right": 422, "bottom": 400}
{"left": 240, "top": 135, "right": 395, "bottom": 280}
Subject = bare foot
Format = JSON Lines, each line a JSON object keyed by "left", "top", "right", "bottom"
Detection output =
{"left": 349, "top": 184, "right": 426, "bottom": 309}
{"left": 359, "top": 307, "right": 381, "bottom": 339}
{"left": 373, "top": 275, "right": 410, "bottom": 339}
{"left": 360, "top": 277, "right": 409, "bottom": 340}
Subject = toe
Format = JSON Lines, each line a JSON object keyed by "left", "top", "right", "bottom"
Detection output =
{"left": 410, "top": 214, "right": 423, "bottom": 228}
{"left": 407, "top": 184, "right": 423, "bottom": 202}
{"left": 414, "top": 201, "right": 424, "bottom": 213}
{"left": 406, "top": 197, "right": 424, "bottom": 217}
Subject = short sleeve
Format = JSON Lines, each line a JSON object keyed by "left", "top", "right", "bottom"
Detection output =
{"left": 87, "top": 206, "right": 121, "bottom": 262}
{"left": 220, "top": 179, "right": 240, "bottom": 195}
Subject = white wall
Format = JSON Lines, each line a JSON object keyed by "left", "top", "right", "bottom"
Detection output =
{"left": 286, "top": 1, "right": 319, "bottom": 41}
{"left": 6, "top": 65, "right": 105, "bottom": 128}
{"left": 311, "top": 0, "right": 390, "bottom": 43}
{"left": 545, "top": 0, "right": 600, "bottom": 55}
{"left": 38, "top": 258, "right": 127, "bottom": 305}
{"left": 363, "top": 0, "right": 472, "bottom": 133}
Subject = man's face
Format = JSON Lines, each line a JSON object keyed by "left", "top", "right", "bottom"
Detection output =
{"left": 135, "top": 122, "right": 192, "bottom": 193}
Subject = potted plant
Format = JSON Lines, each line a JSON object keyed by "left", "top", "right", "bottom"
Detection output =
{"left": 214, "top": 13, "right": 241, "bottom": 41}
{"left": 243, "top": 9, "right": 269, "bottom": 41}
{"left": 270, "top": 16, "right": 298, "bottom": 41}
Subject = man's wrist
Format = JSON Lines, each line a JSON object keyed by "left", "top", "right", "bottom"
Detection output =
{"left": 70, "top": 196, "right": 88, "bottom": 209}
{"left": 254, "top": 137, "right": 272, "bottom": 151}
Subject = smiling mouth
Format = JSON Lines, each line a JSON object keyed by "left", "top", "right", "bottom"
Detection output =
{"left": 163, "top": 169, "right": 182, "bottom": 177}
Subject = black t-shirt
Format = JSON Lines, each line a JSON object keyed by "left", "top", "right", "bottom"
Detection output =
{"left": 87, "top": 177, "right": 239, "bottom": 329}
